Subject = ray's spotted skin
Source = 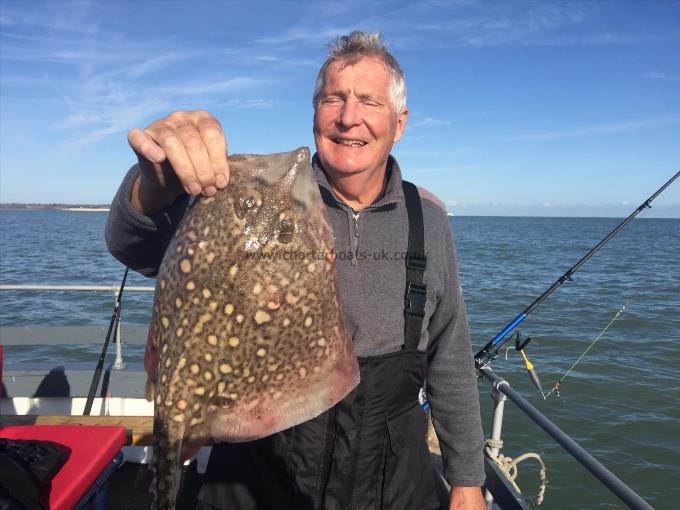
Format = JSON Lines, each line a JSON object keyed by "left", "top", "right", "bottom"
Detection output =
{"left": 144, "top": 147, "right": 360, "bottom": 509}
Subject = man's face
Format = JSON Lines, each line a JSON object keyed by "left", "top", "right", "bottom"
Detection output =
{"left": 313, "top": 57, "right": 407, "bottom": 180}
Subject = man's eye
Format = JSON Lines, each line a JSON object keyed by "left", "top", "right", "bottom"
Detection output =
{"left": 361, "top": 99, "right": 380, "bottom": 107}
{"left": 321, "top": 97, "right": 342, "bottom": 105}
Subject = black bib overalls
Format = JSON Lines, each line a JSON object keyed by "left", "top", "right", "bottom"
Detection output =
{"left": 195, "top": 182, "right": 446, "bottom": 509}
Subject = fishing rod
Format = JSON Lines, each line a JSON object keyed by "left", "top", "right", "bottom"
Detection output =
{"left": 84, "top": 267, "right": 129, "bottom": 415}
{"left": 475, "top": 169, "right": 680, "bottom": 368}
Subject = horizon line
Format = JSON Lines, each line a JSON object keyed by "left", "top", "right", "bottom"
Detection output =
{"left": 1, "top": 203, "right": 678, "bottom": 219}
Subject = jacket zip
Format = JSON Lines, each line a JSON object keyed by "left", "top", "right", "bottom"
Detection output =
{"left": 341, "top": 201, "right": 397, "bottom": 268}
{"left": 351, "top": 211, "right": 360, "bottom": 266}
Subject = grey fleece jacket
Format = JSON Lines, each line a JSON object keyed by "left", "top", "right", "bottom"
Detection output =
{"left": 105, "top": 153, "right": 485, "bottom": 487}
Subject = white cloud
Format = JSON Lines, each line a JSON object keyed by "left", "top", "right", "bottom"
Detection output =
{"left": 392, "top": 2, "right": 679, "bottom": 49}
{"left": 503, "top": 113, "right": 680, "bottom": 141}
{"left": 59, "top": 99, "right": 172, "bottom": 149}
{"left": 254, "top": 55, "right": 318, "bottom": 67}
{"left": 413, "top": 2, "right": 589, "bottom": 47}
{"left": 157, "top": 77, "right": 260, "bottom": 98}
{"left": 256, "top": 27, "right": 355, "bottom": 46}
{"left": 396, "top": 147, "right": 478, "bottom": 157}
{"left": 218, "top": 98, "right": 274, "bottom": 110}
{"left": 411, "top": 165, "right": 477, "bottom": 173}
{"left": 127, "top": 52, "right": 191, "bottom": 78}
{"left": 413, "top": 117, "right": 452, "bottom": 126}
{"left": 0, "top": 1, "right": 102, "bottom": 35}
{"left": 644, "top": 71, "right": 680, "bottom": 80}
{"left": 1, "top": 7, "right": 270, "bottom": 149}
{"left": 56, "top": 75, "right": 265, "bottom": 148}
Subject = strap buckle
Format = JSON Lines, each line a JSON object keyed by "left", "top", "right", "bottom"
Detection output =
{"left": 404, "top": 282, "right": 427, "bottom": 318}
{"left": 405, "top": 254, "right": 427, "bottom": 271}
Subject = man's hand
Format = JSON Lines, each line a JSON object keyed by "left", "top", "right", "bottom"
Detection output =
{"left": 127, "top": 110, "right": 229, "bottom": 215}
{"left": 449, "top": 486, "right": 485, "bottom": 510}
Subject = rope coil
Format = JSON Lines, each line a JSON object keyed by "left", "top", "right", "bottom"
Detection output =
{"left": 485, "top": 439, "right": 547, "bottom": 505}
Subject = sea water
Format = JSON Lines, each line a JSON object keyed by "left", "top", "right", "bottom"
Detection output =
{"left": 1, "top": 210, "right": 678, "bottom": 509}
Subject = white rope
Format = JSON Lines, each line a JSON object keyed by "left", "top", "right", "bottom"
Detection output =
{"left": 485, "top": 439, "right": 547, "bottom": 506}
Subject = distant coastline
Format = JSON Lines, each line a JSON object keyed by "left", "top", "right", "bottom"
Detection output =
{"left": 1, "top": 203, "right": 677, "bottom": 218}
{"left": 0, "top": 203, "right": 110, "bottom": 211}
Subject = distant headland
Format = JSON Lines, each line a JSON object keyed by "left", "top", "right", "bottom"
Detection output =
{"left": 0, "top": 203, "right": 110, "bottom": 211}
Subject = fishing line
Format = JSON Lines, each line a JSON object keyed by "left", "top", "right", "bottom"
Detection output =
{"left": 545, "top": 304, "right": 627, "bottom": 400}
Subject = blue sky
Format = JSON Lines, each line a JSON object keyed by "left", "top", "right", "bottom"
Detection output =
{"left": 1, "top": 0, "right": 679, "bottom": 217}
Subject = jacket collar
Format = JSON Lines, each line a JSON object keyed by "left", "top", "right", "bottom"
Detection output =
{"left": 312, "top": 153, "right": 405, "bottom": 209}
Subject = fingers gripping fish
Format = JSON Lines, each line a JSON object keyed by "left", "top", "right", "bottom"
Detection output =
{"left": 144, "top": 147, "right": 360, "bottom": 509}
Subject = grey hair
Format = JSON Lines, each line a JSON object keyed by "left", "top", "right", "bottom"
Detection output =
{"left": 313, "top": 31, "right": 407, "bottom": 114}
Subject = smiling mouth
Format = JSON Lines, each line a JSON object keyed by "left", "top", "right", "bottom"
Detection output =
{"left": 332, "top": 138, "right": 367, "bottom": 147}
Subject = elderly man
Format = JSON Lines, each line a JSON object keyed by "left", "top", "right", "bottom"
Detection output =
{"left": 106, "top": 32, "right": 485, "bottom": 509}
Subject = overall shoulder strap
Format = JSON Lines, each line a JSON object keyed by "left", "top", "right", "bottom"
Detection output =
{"left": 401, "top": 181, "right": 427, "bottom": 350}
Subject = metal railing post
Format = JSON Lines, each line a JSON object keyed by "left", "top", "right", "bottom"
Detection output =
{"left": 113, "top": 287, "right": 126, "bottom": 370}
{"left": 485, "top": 377, "right": 509, "bottom": 509}
{"left": 478, "top": 366, "right": 654, "bottom": 509}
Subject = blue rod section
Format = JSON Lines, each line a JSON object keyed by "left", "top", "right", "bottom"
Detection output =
{"left": 474, "top": 312, "right": 527, "bottom": 366}
{"left": 489, "top": 313, "right": 526, "bottom": 346}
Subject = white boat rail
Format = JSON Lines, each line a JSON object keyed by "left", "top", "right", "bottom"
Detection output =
{"left": 0, "top": 284, "right": 155, "bottom": 369}
{"left": 0, "top": 284, "right": 155, "bottom": 292}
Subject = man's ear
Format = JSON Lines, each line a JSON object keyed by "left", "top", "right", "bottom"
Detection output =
{"left": 393, "top": 108, "right": 408, "bottom": 143}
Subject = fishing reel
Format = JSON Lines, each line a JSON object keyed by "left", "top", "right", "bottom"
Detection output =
{"left": 475, "top": 331, "right": 533, "bottom": 367}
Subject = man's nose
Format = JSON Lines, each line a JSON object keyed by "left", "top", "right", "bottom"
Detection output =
{"left": 337, "top": 99, "right": 361, "bottom": 128}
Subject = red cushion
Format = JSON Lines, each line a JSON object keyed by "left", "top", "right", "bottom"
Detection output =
{"left": 0, "top": 425, "right": 126, "bottom": 510}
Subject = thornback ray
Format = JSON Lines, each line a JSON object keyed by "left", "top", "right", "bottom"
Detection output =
{"left": 143, "top": 147, "right": 360, "bottom": 509}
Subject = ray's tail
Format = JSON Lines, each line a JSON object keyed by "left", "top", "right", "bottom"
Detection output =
{"left": 150, "top": 416, "right": 184, "bottom": 510}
